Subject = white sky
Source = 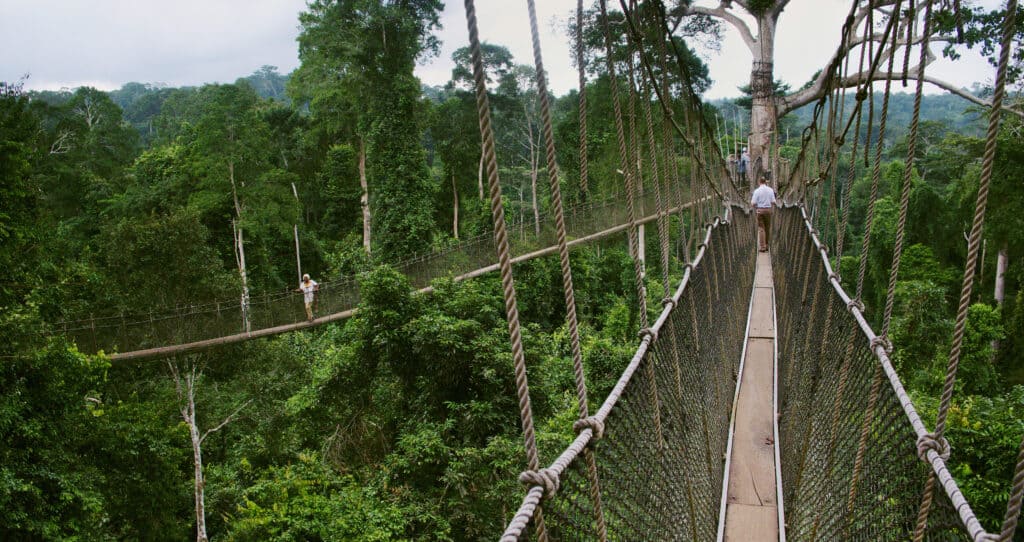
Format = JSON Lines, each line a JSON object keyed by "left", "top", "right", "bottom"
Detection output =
{"left": 0, "top": 0, "right": 1005, "bottom": 100}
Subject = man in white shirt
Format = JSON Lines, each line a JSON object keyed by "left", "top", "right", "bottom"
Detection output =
{"left": 297, "top": 273, "right": 319, "bottom": 321}
{"left": 750, "top": 175, "right": 777, "bottom": 252}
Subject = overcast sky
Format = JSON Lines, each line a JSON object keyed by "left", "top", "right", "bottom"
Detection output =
{"left": 0, "top": 0, "right": 1004, "bottom": 100}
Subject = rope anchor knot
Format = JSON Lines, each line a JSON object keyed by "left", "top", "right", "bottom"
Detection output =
{"left": 870, "top": 335, "right": 894, "bottom": 355}
{"left": 519, "top": 467, "right": 561, "bottom": 499}
{"left": 573, "top": 416, "right": 605, "bottom": 440}
{"left": 916, "top": 432, "right": 951, "bottom": 462}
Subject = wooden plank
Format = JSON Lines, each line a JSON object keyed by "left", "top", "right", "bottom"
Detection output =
{"left": 755, "top": 253, "right": 773, "bottom": 287}
{"left": 722, "top": 251, "right": 779, "bottom": 542}
{"left": 749, "top": 288, "right": 775, "bottom": 338}
{"left": 728, "top": 338, "right": 776, "bottom": 506}
{"left": 725, "top": 503, "right": 778, "bottom": 542}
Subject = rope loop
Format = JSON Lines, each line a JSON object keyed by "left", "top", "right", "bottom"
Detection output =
{"left": 834, "top": 135, "right": 845, "bottom": 146}
{"left": 856, "top": 88, "right": 868, "bottom": 102}
{"left": 870, "top": 335, "right": 894, "bottom": 355}
{"left": 916, "top": 432, "right": 951, "bottom": 462}
{"left": 847, "top": 299, "right": 865, "bottom": 312}
{"left": 697, "top": 242, "right": 708, "bottom": 251}
{"left": 661, "top": 297, "right": 676, "bottom": 310}
{"left": 573, "top": 416, "right": 605, "bottom": 440}
{"left": 682, "top": 263, "right": 695, "bottom": 273}
{"left": 820, "top": 244, "right": 829, "bottom": 255}
{"left": 828, "top": 271, "right": 840, "bottom": 283}
{"left": 638, "top": 327, "right": 659, "bottom": 343}
{"left": 519, "top": 467, "right": 561, "bottom": 499}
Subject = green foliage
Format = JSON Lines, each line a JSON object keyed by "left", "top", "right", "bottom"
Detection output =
{"left": 0, "top": 343, "right": 112, "bottom": 539}
{"left": 917, "top": 387, "right": 1024, "bottom": 530}
{"left": 226, "top": 454, "right": 406, "bottom": 542}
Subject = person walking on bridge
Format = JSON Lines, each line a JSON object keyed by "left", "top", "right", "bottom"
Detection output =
{"left": 738, "top": 147, "right": 750, "bottom": 186}
{"left": 750, "top": 174, "right": 776, "bottom": 252}
{"left": 297, "top": 273, "right": 319, "bottom": 321}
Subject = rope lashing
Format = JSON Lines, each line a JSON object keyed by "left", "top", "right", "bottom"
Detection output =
{"left": 638, "top": 327, "right": 659, "bottom": 343}
{"left": 916, "top": 433, "right": 951, "bottom": 462}
{"left": 573, "top": 416, "right": 606, "bottom": 440}
{"left": 519, "top": 468, "right": 561, "bottom": 498}
{"left": 870, "top": 335, "right": 893, "bottom": 355}
{"left": 661, "top": 297, "right": 676, "bottom": 310}
{"left": 846, "top": 299, "right": 865, "bottom": 313}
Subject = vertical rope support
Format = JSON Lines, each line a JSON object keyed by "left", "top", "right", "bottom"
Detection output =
{"left": 598, "top": 0, "right": 659, "bottom": 445}
{"left": 462, "top": 2, "right": 547, "bottom": 539}
{"left": 920, "top": 1, "right": 1018, "bottom": 539}
{"left": 881, "top": 0, "right": 933, "bottom": 339}
{"left": 525, "top": 1, "right": 608, "bottom": 538}
{"left": 855, "top": 0, "right": 902, "bottom": 303}
{"left": 576, "top": 0, "right": 589, "bottom": 200}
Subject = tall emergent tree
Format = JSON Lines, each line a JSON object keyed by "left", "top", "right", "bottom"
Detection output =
{"left": 293, "top": 0, "right": 443, "bottom": 262}
{"left": 670, "top": 0, "right": 1024, "bottom": 187}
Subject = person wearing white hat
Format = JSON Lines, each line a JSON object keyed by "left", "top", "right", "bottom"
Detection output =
{"left": 296, "top": 273, "right": 319, "bottom": 321}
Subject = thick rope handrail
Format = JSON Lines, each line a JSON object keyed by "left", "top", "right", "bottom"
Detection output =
{"left": 463, "top": 0, "right": 548, "bottom": 538}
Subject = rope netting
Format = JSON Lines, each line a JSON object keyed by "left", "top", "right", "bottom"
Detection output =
{"left": 773, "top": 206, "right": 970, "bottom": 541}
{"left": 503, "top": 209, "right": 755, "bottom": 540}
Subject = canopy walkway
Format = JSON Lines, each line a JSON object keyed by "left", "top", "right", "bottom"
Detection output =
{"left": 50, "top": 0, "right": 1024, "bottom": 539}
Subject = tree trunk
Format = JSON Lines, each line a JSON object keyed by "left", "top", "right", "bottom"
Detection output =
{"left": 186, "top": 380, "right": 208, "bottom": 542}
{"left": 531, "top": 140, "right": 540, "bottom": 238}
{"left": 452, "top": 173, "right": 459, "bottom": 240}
{"left": 359, "top": 137, "right": 371, "bottom": 255}
{"left": 291, "top": 182, "right": 302, "bottom": 283}
{"left": 478, "top": 144, "right": 485, "bottom": 200}
{"left": 748, "top": 14, "right": 777, "bottom": 191}
{"left": 994, "top": 243, "right": 1008, "bottom": 353}
{"left": 996, "top": 244, "right": 1008, "bottom": 306}
{"left": 228, "top": 162, "right": 250, "bottom": 334}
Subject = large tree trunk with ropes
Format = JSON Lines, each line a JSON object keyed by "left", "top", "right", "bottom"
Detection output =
{"left": 675, "top": 0, "right": 1023, "bottom": 192}
{"left": 676, "top": 1, "right": 789, "bottom": 191}
{"left": 748, "top": 15, "right": 777, "bottom": 190}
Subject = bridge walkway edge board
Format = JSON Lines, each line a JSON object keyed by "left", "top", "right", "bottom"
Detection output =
{"left": 717, "top": 251, "right": 783, "bottom": 542}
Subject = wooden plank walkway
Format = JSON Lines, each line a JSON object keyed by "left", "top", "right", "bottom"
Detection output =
{"left": 721, "top": 251, "right": 783, "bottom": 541}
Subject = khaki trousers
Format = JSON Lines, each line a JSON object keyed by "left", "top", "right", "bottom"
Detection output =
{"left": 756, "top": 208, "right": 772, "bottom": 250}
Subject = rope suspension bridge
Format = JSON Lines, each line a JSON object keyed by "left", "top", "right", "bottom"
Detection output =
{"left": 51, "top": 0, "right": 1023, "bottom": 539}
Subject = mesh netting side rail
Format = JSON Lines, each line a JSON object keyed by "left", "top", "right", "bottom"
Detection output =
{"left": 501, "top": 207, "right": 755, "bottom": 540}
{"left": 773, "top": 206, "right": 980, "bottom": 541}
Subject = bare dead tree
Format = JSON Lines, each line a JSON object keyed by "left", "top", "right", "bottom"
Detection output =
{"left": 167, "top": 357, "right": 252, "bottom": 542}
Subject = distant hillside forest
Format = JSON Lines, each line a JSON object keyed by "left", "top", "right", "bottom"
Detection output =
{"left": 3, "top": 2, "right": 1024, "bottom": 539}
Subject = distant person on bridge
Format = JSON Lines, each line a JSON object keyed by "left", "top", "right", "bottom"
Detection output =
{"left": 296, "top": 274, "right": 319, "bottom": 321}
{"left": 738, "top": 147, "right": 750, "bottom": 185}
{"left": 750, "top": 174, "right": 777, "bottom": 253}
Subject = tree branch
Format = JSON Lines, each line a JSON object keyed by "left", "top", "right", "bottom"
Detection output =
{"left": 683, "top": 4, "right": 757, "bottom": 51}
{"left": 780, "top": 63, "right": 1024, "bottom": 119}
{"left": 200, "top": 398, "right": 253, "bottom": 444}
